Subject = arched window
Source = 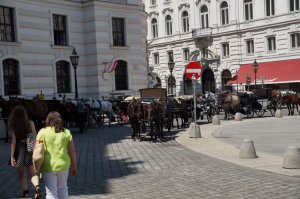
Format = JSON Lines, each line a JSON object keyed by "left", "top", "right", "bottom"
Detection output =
{"left": 183, "top": 75, "right": 192, "bottom": 95}
{"left": 115, "top": 60, "right": 128, "bottom": 90}
{"left": 151, "top": 18, "right": 158, "bottom": 38}
{"left": 56, "top": 60, "right": 71, "bottom": 93}
{"left": 244, "top": 0, "right": 253, "bottom": 21}
{"left": 220, "top": 1, "right": 229, "bottom": 25}
{"left": 200, "top": 5, "right": 209, "bottom": 28}
{"left": 182, "top": 11, "right": 189, "bottom": 32}
{"left": 156, "top": 77, "right": 161, "bottom": 88}
{"left": 165, "top": 15, "right": 172, "bottom": 36}
{"left": 3, "top": 59, "right": 20, "bottom": 95}
{"left": 168, "top": 76, "right": 176, "bottom": 95}
{"left": 221, "top": 69, "right": 232, "bottom": 91}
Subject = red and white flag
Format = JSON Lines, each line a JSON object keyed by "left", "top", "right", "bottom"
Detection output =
{"left": 104, "top": 61, "right": 119, "bottom": 73}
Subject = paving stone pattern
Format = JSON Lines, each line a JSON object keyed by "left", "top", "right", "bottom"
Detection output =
{"left": 0, "top": 124, "right": 300, "bottom": 199}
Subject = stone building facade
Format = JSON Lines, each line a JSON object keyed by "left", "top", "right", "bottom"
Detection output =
{"left": 0, "top": 0, "right": 147, "bottom": 99}
{"left": 144, "top": 0, "right": 300, "bottom": 95}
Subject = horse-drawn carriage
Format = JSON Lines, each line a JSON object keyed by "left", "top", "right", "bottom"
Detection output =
{"left": 125, "top": 88, "right": 167, "bottom": 142}
{"left": 216, "top": 88, "right": 282, "bottom": 119}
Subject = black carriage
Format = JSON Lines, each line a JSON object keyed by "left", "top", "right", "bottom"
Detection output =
{"left": 238, "top": 88, "right": 280, "bottom": 118}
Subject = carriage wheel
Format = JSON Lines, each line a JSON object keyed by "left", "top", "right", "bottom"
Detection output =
{"left": 245, "top": 106, "right": 254, "bottom": 118}
{"left": 255, "top": 109, "right": 265, "bottom": 117}
{"left": 117, "top": 111, "right": 128, "bottom": 124}
{"left": 267, "top": 101, "right": 276, "bottom": 116}
{"left": 269, "top": 108, "right": 276, "bottom": 116}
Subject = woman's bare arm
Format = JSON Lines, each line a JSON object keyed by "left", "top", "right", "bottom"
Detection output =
{"left": 30, "top": 120, "right": 37, "bottom": 135}
{"left": 10, "top": 133, "right": 16, "bottom": 166}
{"left": 68, "top": 140, "right": 77, "bottom": 176}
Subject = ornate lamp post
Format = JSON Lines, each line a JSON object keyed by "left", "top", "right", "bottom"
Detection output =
{"left": 168, "top": 58, "right": 175, "bottom": 94}
{"left": 70, "top": 47, "right": 80, "bottom": 99}
{"left": 252, "top": 59, "right": 258, "bottom": 89}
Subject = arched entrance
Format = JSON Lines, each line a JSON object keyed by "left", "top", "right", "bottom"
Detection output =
{"left": 202, "top": 68, "right": 215, "bottom": 93}
{"left": 221, "top": 69, "right": 232, "bottom": 91}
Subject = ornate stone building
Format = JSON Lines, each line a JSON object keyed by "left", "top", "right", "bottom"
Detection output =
{"left": 0, "top": 0, "right": 147, "bottom": 99}
{"left": 144, "top": 0, "right": 300, "bottom": 95}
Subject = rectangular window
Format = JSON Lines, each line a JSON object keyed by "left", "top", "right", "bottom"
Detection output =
{"left": 201, "top": 47, "right": 208, "bottom": 59}
{"left": 291, "top": 33, "right": 300, "bottom": 48}
{"left": 153, "top": 53, "right": 159, "bottom": 65}
{"left": 112, "top": 18, "right": 125, "bottom": 46}
{"left": 266, "top": 0, "right": 275, "bottom": 16}
{"left": 53, "top": 15, "right": 67, "bottom": 46}
{"left": 246, "top": 40, "right": 254, "bottom": 54}
{"left": 245, "top": 1, "right": 253, "bottom": 21}
{"left": 151, "top": 0, "right": 156, "bottom": 6}
{"left": 222, "top": 43, "right": 230, "bottom": 57}
{"left": 183, "top": 49, "right": 189, "bottom": 62}
{"left": 0, "top": 6, "right": 15, "bottom": 42}
{"left": 267, "top": 37, "right": 276, "bottom": 51}
{"left": 168, "top": 51, "right": 174, "bottom": 62}
{"left": 290, "top": 0, "right": 300, "bottom": 11}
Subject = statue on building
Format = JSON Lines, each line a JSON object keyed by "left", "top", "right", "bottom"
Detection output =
{"left": 148, "top": 66, "right": 159, "bottom": 88}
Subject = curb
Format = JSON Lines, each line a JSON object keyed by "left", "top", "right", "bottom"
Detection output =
{"left": 175, "top": 117, "right": 300, "bottom": 177}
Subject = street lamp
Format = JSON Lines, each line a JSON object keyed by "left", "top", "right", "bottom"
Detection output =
{"left": 252, "top": 59, "right": 258, "bottom": 89}
{"left": 168, "top": 58, "right": 175, "bottom": 94}
{"left": 70, "top": 47, "right": 80, "bottom": 99}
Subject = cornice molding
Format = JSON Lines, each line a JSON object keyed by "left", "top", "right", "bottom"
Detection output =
{"left": 195, "top": 0, "right": 211, "bottom": 6}
{"left": 162, "top": 8, "right": 173, "bottom": 15}
{"left": 178, "top": 3, "right": 190, "bottom": 10}
{"left": 148, "top": 11, "right": 159, "bottom": 17}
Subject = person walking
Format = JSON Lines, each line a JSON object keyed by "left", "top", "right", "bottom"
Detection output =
{"left": 36, "top": 111, "right": 77, "bottom": 199}
{"left": 8, "top": 105, "right": 41, "bottom": 198}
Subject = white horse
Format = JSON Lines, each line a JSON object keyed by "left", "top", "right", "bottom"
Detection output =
{"left": 84, "top": 98, "right": 113, "bottom": 127}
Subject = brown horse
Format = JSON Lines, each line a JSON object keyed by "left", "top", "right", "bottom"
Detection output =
{"left": 127, "top": 98, "right": 143, "bottom": 141}
{"left": 282, "top": 92, "right": 300, "bottom": 115}
{"left": 150, "top": 99, "right": 165, "bottom": 142}
{"left": 217, "top": 92, "right": 240, "bottom": 120}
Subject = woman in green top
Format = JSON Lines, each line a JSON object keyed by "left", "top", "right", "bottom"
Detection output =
{"left": 37, "top": 111, "right": 77, "bottom": 199}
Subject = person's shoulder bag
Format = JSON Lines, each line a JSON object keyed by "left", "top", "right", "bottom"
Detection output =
{"left": 27, "top": 121, "right": 36, "bottom": 153}
{"left": 32, "top": 133, "right": 45, "bottom": 172}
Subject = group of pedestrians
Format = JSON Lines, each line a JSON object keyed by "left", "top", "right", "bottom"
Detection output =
{"left": 8, "top": 106, "right": 77, "bottom": 199}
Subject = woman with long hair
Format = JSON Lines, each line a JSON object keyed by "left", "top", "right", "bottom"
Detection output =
{"left": 8, "top": 105, "right": 41, "bottom": 198}
{"left": 37, "top": 111, "right": 77, "bottom": 199}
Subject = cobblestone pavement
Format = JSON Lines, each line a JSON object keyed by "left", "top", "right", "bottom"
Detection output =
{"left": 1, "top": 124, "right": 300, "bottom": 199}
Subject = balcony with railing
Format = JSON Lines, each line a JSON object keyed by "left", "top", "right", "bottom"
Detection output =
{"left": 192, "top": 27, "right": 212, "bottom": 39}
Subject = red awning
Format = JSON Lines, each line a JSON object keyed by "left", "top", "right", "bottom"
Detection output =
{"left": 226, "top": 59, "right": 300, "bottom": 85}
